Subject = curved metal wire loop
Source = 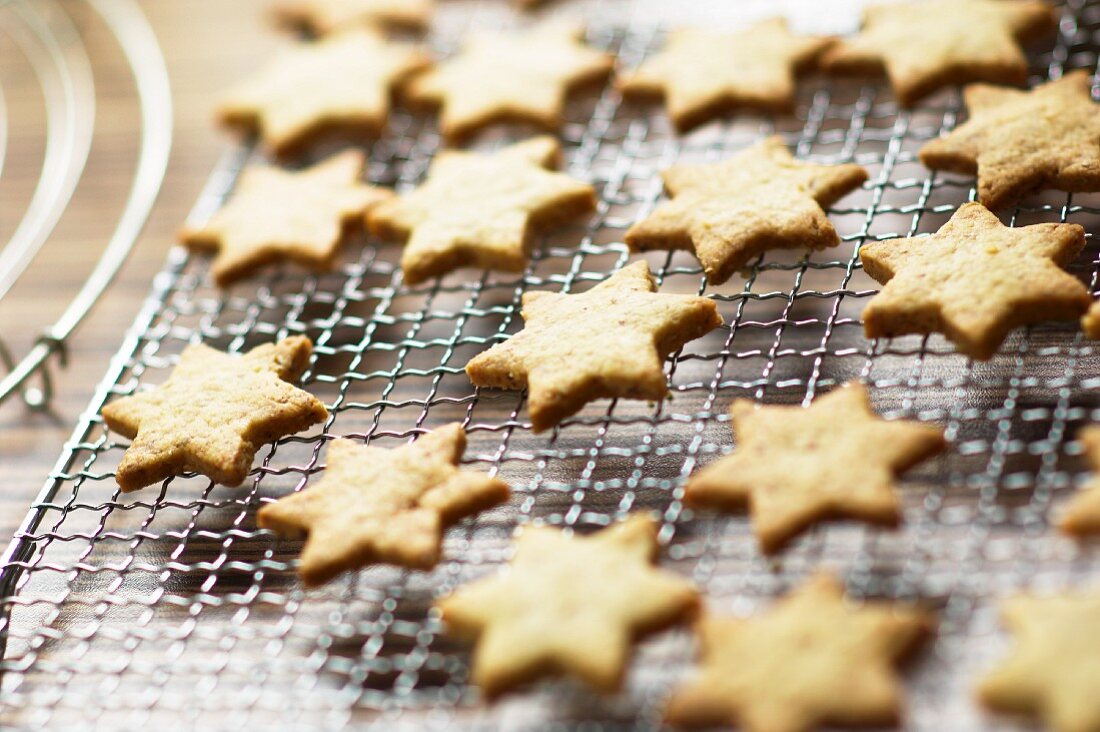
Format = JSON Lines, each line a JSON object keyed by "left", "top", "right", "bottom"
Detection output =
{"left": 0, "top": 0, "right": 173, "bottom": 409}
{"left": 0, "top": 0, "right": 95, "bottom": 303}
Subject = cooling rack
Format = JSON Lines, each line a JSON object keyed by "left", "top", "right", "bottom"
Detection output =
{"left": 3, "top": 0, "right": 1100, "bottom": 729}
{"left": 0, "top": 0, "right": 172, "bottom": 410}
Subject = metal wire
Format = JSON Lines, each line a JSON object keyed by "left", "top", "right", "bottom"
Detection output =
{"left": 3, "top": 0, "right": 1100, "bottom": 728}
{"left": 0, "top": 0, "right": 172, "bottom": 410}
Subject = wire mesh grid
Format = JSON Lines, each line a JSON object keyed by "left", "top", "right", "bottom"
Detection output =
{"left": 4, "top": 0, "right": 1100, "bottom": 729}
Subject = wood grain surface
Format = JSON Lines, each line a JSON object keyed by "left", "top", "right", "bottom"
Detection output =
{"left": 0, "top": 0, "right": 276, "bottom": 537}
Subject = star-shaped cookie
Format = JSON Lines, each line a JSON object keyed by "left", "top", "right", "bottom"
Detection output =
{"left": 1085, "top": 301, "right": 1100, "bottom": 339}
{"left": 273, "top": 0, "right": 434, "bottom": 35}
{"left": 620, "top": 19, "right": 834, "bottom": 132}
{"left": 821, "top": 0, "right": 1056, "bottom": 107}
{"left": 860, "top": 202, "right": 1090, "bottom": 360}
{"left": 979, "top": 591, "right": 1100, "bottom": 732}
{"left": 405, "top": 24, "right": 613, "bottom": 142}
{"left": 257, "top": 424, "right": 509, "bottom": 587}
{"left": 1057, "top": 426, "right": 1100, "bottom": 536}
{"left": 921, "top": 71, "right": 1100, "bottom": 210}
{"left": 625, "top": 136, "right": 868, "bottom": 284}
{"left": 666, "top": 573, "right": 932, "bottom": 731}
{"left": 218, "top": 28, "right": 430, "bottom": 156}
{"left": 102, "top": 337, "right": 328, "bottom": 493}
{"left": 465, "top": 260, "right": 722, "bottom": 432}
{"left": 685, "top": 382, "right": 946, "bottom": 554}
{"left": 368, "top": 136, "right": 595, "bottom": 284}
{"left": 436, "top": 514, "right": 698, "bottom": 698}
{"left": 182, "top": 151, "right": 392, "bottom": 287}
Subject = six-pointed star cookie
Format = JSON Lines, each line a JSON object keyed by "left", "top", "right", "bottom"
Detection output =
{"left": 620, "top": 19, "right": 834, "bottom": 132}
{"left": 465, "top": 260, "right": 722, "bottom": 432}
{"left": 218, "top": 28, "right": 430, "bottom": 156}
{"left": 368, "top": 136, "right": 595, "bottom": 284}
{"left": 405, "top": 24, "right": 613, "bottom": 142}
{"left": 666, "top": 573, "right": 932, "bottom": 731}
{"left": 860, "top": 202, "right": 1090, "bottom": 360}
{"left": 257, "top": 424, "right": 509, "bottom": 587}
{"left": 436, "top": 514, "right": 698, "bottom": 698}
{"left": 625, "top": 136, "right": 868, "bottom": 284}
{"left": 979, "top": 591, "right": 1100, "bottom": 732}
{"left": 685, "top": 383, "right": 946, "bottom": 554}
{"left": 273, "top": 0, "right": 434, "bottom": 35}
{"left": 182, "top": 151, "right": 392, "bottom": 287}
{"left": 821, "top": 0, "right": 1056, "bottom": 107}
{"left": 102, "top": 337, "right": 328, "bottom": 493}
{"left": 921, "top": 71, "right": 1100, "bottom": 210}
{"left": 1058, "top": 426, "right": 1100, "bottom": 536}
{"left": 1085, "top": 300, "right": 1100, "bottom": 339}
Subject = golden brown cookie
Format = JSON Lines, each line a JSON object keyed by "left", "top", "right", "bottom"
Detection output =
{"left": 405, "top": 24, "right": 613, "bottom": 143}
{"left": 218, "top": 28, "right": 430, "bottom": 156}
{"left": 620, "top": 19, "right": 834, "bottom": 132}
{"left": 436, "top": 514, "right": 698, "bottom": 698}
{"left": 821, "top": 0, "right": 1056, "bottom": 107}
{"left": 625, "top": 136, "right": 868, "bottom": 284}
{"left": 368, "top": 136, "right": 595, "bottom": 284}
{"left": 1084, "top": 301, "right": 1100, "bottom": 339}
{"left": 181, "top": 151, "right": 391, "bottom": 287}
{"left": 102, "top": 337, "right": 328, "bottom": 493}
{"left": 257, "top": 424, "right": 509, "bottom": 587}
{"left": 685, "top": 382, "right": 946, "bottom": 554}
{"left": 920, "top": 71, "right": 1100, "bottom": 210}
{"left": 1057, "top": 426, "right": 1100, "bottom": 536}
{"left": 273, "top": 0, "right": 434, "bottom": 35}
{"left": 978, "top": 591, "right": 1100, "bottom": 732}
{"left": 465, "top": 260, "right": 722, "bottom": 432}
{"left": 860, "top": 201, "right": 1090, "bottom": 360}
{"left": 666, "top": 573, "right": 932, "bottom": 731}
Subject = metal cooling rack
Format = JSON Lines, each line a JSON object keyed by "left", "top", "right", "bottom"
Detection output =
{"left": 0, "top": 0, "right": 171, "bottom": 410}
{"left": 3, "top": 0, "right": 1100, "bottom": 729}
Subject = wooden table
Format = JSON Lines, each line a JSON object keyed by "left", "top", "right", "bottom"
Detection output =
{"left": 0, "top": 0, "right": 277, "bottom": 537}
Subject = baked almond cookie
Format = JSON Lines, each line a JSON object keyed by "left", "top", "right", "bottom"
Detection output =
{"left": 1084, "top": 301, "right": 1100, "bottom": 339}
{"left": 860, "top": 202, "right": 1090, "bottom": 360}
{"left": 218, "top": 28, "right": 430, "bottom": 156}
{"left": 666, "top": 573, "right": 932, "bottom": 731}
{"left": 625, "top": 136, "right": 868, "bottom": 284}
{"left": 102, "top": 337, "right": 328, "bottom": 493}
{"left": 821, "top": 0, "right": 1056, "bottom": 107}
{"left": 368, "top": 136, "right": 594, "bottom": 284}
{"left": 437, "top": 514, "right": 698, "bottom": 698}
{"left": 1057, "top": 426, "right": 1100, "bottom": 536}
{"left": 273, "top": 0, "right": 434, "bottom": 35}
{"left": 921, "top": 71, "right": 1100, "bottom": 210}
{"left": 978, "top": 591, "right": 1100, "bottom": 732}
{"left": 685, "top": 382, "right": 946, "bottom": 554}
{"left": 620, "top": 19, "right": 833, "bottom": 132}
{"left": 405, "top": 24, "right": 613, "bottom": 143}
{"left": 182, "top": 151, "right": 391, "bottom": 287}
{"left": 257, "top": 424, "right": 509, "bottom": 587}
{"left": 465, "top": 261, "right": 722, "bottom": 432}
